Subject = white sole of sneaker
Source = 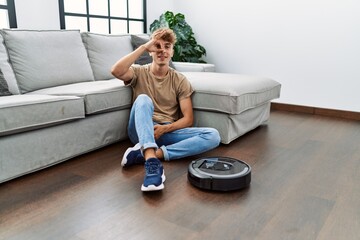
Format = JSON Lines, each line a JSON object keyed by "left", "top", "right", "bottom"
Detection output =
{"left": 121, "top": 143, "right": 142, "bottom": 167}
{"left": 141, "top": 171, "right": 166, "bottom": 192}
{"left": 141, "top": 183, "right": 164, "bottom": 191}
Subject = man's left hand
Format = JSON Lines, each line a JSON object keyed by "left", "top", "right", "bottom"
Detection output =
{"left": 154, "top": 124, "right": 169, "bottom": 139}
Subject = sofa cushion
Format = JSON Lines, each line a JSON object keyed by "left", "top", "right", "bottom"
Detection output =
{"left": 130, "top": 35, "right": 152, "bottom": 66}
{"left": 184, "top": 72, "right": 281, "bottom": 114}
{"left": 0, "top": 33, "right": 20, "bottom": 94}
{"left": 172, "top": 62, "right": 215, "bottom": 72}
{"left": 0, "top": 68, "right": 12, "bottom": 96}
{"left": 0, "top": 95, "right": 85, "bottom": 136}
{"left": 81, "top": 32, "right": 133, "bottom": 80}
{"left": 28, "top": 79, "right": 132, "bottom": 115}
{"left": 194, "top": 102, "right": 271, "bottom": 144}
{"left": 1, "top": 29, "right": 95, "bottom": 93}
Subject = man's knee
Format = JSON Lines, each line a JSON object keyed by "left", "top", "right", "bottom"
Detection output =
{"left": 135, "top": 94, "right": 152, "bottom": 103}
{"left": 134, "top": 94, "right": 153, "bottom": 109}
{"left": 210, "top": 128, "right": 221, "bottom": 147}
{"left": 202, "top": 128, "right": 221, "bottom": 147}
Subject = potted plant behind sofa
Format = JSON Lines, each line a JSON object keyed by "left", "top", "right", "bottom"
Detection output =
{"left": 150, "top": 11, "right": 207, "bottom": 63}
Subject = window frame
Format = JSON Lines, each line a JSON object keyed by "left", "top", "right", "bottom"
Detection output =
{"left": 58, "top": 0, "right": 147, "bottom": 34}
{"left": 0, "top": 0, "right": 17, "bottom": 28}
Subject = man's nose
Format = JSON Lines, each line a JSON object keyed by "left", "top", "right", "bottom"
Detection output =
{"left": 157, "top": 48, "right": 166, "bottom": 54}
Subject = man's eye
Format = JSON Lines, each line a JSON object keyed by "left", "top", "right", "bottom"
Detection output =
{"left": 156, "top": 44, "right": 161, "bottom": 49}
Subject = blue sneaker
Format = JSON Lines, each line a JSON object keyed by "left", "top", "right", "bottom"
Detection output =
{"left": 141, "top": 158, "right": 166, "bottom": 191}
{"left": 121, "top": 143, "right": 145, "bottom": 167}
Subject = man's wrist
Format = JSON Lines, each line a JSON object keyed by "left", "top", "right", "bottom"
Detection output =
{"left": 140, "top": 44, "right": 148, "bottom": 52}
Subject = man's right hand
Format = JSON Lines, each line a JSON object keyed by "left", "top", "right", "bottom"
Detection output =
{"left": 143, "top": 29, "right": 167, "bottom": 53}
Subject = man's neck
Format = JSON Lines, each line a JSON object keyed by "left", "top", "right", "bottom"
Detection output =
{"left": 150, "top": 63, "right": 169, "bottom": 78}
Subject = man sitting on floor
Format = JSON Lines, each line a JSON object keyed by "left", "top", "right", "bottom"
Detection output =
{"left": 111, "top": 28, "right": 220, "bottom": 192}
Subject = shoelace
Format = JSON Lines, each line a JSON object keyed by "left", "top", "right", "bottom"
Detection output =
{"left": 145, "top": 161, "right": 160, "bottom": 175}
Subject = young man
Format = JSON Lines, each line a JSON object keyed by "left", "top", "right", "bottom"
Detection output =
{"left": 111, "top": 28, "right": 220, "bottom": 192}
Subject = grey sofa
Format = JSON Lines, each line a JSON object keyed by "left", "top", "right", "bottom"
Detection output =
{"left": 0, "top": 29, "right": 281, "bottom": 183}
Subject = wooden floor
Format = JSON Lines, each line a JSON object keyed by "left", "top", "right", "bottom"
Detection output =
{"left": 1, "top": 110, "right": 359, "bottom": 240}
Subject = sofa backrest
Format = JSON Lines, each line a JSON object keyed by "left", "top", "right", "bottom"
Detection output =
{"left": 0, "top": 33, "right": 20, "bottom": 94}
{"left": 81, "top": 32, "right": 135, "bottom": 80}
{"left": 0, "top": 29, "right": 95, "bottom": 94}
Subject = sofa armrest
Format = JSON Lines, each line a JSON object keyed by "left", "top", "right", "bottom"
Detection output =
{"left": 173, "top": 62, "right": 216, "bottom": 72}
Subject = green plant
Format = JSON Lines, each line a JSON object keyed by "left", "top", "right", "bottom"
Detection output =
{"left": 150, "top": 11, "right": 207, "bottom": 63}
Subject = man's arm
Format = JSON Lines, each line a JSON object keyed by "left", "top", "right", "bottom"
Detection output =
{"left": 111, "top": 45, "right": 146, "bottom": 83}
{"left": 153, "top": 97, "right": 194, "bottom": 139}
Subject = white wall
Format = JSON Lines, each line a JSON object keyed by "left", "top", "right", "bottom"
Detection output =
{"left": 13, "top": 0, "right": 360, "bottom": 112}
{"left": 168, "top": 0, "right": 360, "bottom": 112}
{"left": 146, "top": 0, "right": 174, "bottom": 30}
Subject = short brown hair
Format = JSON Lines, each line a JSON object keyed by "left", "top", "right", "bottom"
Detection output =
{"left": 151, "top": 28, "right": 177, "bottom": 45}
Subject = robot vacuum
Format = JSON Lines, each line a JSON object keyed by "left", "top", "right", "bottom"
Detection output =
{"left": 188, "top": 157, "right": 251, "bottom": 191}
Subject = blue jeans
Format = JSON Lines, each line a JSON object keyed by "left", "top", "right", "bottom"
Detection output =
{"left": 127, "top": 94, "right": 221, "bottom": 161}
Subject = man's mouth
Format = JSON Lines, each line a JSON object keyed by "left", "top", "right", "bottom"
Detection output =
{"left": 157, "top": 55, "right": 167, "bottom": 61}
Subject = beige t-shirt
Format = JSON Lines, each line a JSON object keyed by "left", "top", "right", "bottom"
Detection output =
{"left": 129, "top": 64, "right": 194, "bottom": 123}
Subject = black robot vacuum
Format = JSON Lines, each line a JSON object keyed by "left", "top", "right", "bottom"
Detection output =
{"left": 188, "top": 157, "right": 251, "bottom": 191}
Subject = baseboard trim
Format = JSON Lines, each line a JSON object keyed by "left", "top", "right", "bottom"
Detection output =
{"left": 271, "top": 103, "right": 360, "bottom": 121}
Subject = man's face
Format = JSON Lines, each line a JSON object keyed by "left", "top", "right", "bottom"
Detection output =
{"left": 150, "top": 39, "right": 174, "bottom": 66}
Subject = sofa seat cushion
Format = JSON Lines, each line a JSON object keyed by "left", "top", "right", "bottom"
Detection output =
{"left": 1, "top": 29, "right": 95, "bottom": 93}
{"left": 194, "top": 102, "right": 271, "bottom": 144}
{"left": 29, "top": 79, "right": 132, "bottom": 115}
{"left": 0, "top": 95, "right": 84, "bottom": 136}
{"left": 183, "top": 72, "right": 281, "bottom": 114}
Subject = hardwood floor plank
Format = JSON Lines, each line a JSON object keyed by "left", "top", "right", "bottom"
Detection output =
{"left": 1, "top": 110, "right": 359, "bottom": 240}
{"left": 316, "top": 147, "right": 360, "bottom": 240}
